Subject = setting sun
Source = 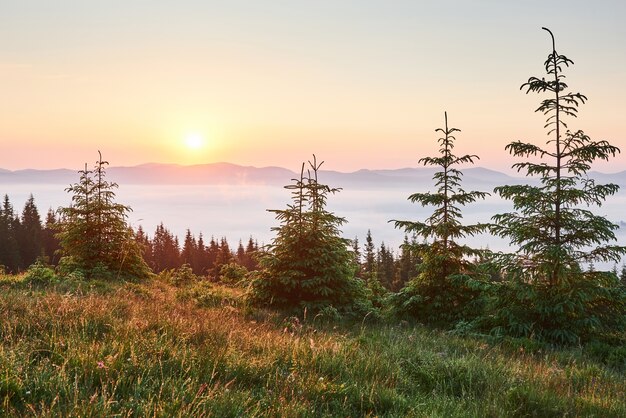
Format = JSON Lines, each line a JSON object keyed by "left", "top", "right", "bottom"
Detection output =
{"left": 184, "top": 133, "right": 206, "bottom": 150}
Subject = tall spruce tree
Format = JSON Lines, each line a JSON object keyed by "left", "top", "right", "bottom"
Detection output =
{"left": 181, "top": 229, "right": 197, "bottom": 267}
{"left": 42, "top": 208, "right": 61, "bottom": 265}
{"left": 18, "top": 194, "right": 43, "bottom": 268}
{"left": 363, "top": 229, "right": 377, "bottom": 280}
{"left": 151, "top": 223, "right": 180, "bottom": 272}
{"left": 489, "top": 28, "right": 626, "bottom": 343}
{"left": 0, "top": 195, "right": 21, "bottom": 272}
{"left": 57, "top": 152, "right": 150, "bottom": 279}
{"left": 391, "top": 112, "right": 489, "bottom": 322}
{"left": 250, "top": 156, "right": 365, "bottom": 311}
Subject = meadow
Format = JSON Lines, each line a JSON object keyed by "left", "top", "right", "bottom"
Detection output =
{"left": 1, "top": 272, "right": 625, "bottom": 417}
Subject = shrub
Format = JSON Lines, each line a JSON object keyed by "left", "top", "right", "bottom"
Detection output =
{"left": 219, "top": 262, "right": 248, "bottom": 286}
{"left": 24, "top": 260, "right": 58, "bottom": 286}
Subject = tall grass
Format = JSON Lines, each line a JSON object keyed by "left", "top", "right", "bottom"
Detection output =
{"left": 1, "top": 274, "right": 625, "bottom": 417}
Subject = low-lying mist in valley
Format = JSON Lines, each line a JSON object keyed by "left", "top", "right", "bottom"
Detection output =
{"left": 3, "top": 174, "right": 626, "bottom": 268}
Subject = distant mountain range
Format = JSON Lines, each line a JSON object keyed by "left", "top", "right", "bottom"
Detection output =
{"left": 1, "top": 162, "right": 625, "bottom": 189}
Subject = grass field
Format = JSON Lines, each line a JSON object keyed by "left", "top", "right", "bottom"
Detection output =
{"left": 1, "top": 273, "right": 625, "bottom": 417}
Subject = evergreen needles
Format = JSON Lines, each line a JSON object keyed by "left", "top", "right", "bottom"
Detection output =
{"left": 391, "top": 112, "right": 489, "bottom": 322}
{"left": 487, "top": 28, "right": 626, "bottom": 344}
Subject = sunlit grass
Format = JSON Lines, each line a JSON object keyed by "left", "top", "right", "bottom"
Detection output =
{"left": 1, "top": 275, "right": 624, "bottom": 417}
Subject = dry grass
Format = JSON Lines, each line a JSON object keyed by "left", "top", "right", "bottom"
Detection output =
{"left": 1, "top": 274, "right": 625, "bottom": 417}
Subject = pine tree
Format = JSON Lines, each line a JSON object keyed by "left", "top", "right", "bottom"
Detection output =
{"left": 57, "top": 152, "right": 151, "bottom": 279}
{"left": 352, "top": 236, "right": 362, "bottom": 278}
{"left": 377, "top": 242, "right": 395, "bottom": 289}
{"left": 489, "top": 28, "right": 626, "bottom": 343}
{"left": 207, "top": 237, "right": 219, "bottom": 272}
{"left": 236, "top": 240, "right": 246, "bottom": 265}
{"left": 396, "top": 235, "right": 419, "bottom": 291}
{"left": 0, "top": 195, "right": 22, "bottom": 272}
{"left": 134, "top": 225, "right": 153, "bottom": 268}
{"left": 42, "top": 208, "right": 61, "bottom": 265}
{"left": 17, "top": 194, "right": 43, "bottom": 268}
{"left": 250, "top": 155, "right": 365, "bottom": 311}
{"left": 194, "top": 233, "right": 209, "bottom": 275}
{"left": 363, "top": 229, "right": 377, "bottom": 280}
{"left": 391, "top": 112, "right": 489, "bottom": 322}
{"left": 152, "top": 223, "right": 180, "bottom": 272}
{"left": 212, "top": 237, "right": 233, "bottom": 279}
{"left": 181, "top": 229, "right": 197, "bottom": 267}
{"left": 242, "top": 237, "right": 259, "bottom": 271}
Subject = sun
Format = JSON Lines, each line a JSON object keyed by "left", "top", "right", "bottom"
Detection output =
{"left": 184, "top": 133, "right": 205, "bottom": 150}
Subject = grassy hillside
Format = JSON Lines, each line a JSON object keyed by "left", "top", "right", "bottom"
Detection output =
{"left": 1, "top": 274, "right": 625, "bottom": 417}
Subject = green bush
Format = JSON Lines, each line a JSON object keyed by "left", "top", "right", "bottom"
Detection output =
{"left": 24, "top": 261, "right": 58, "bottom": 286}
{"left": 219, "top": 262, "right": 248, "bottom": 286}
{"left": 168, "top": 264, "right": 198, "bottom": 287}
{"left": 479, "top": 276, "right": 626, "bottom": 345}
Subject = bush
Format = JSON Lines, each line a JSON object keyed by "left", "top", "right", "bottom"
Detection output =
{"left": 167, "top": 264, "right": 198, "bottom": 287}
{"left": 479, "top": 276, "right": 626, "bottom": 345}
{"left": 24, "top": 261, "right": 58, "bottom": 286}
{"left": 219, "top": 262, "right": 248, "bottom": 286}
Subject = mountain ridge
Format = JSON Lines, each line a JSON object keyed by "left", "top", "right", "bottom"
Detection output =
{"left": 1, "top": 162, "right": 625, "bottom": 187}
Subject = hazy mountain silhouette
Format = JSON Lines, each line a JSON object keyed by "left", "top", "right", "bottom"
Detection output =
{"left": 1, "top": 162, "right": 625, "bottom": 188}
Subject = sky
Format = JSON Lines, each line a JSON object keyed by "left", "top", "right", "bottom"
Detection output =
{"left": 1, "top": 0, "right": 626, "bottom": 173}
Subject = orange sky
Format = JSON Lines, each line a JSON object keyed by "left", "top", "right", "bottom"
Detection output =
{"left": 1, "top": 1, "right": 625, "bottom": 173}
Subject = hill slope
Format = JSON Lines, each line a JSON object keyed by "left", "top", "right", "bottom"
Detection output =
{"left": 1, "top": 274, "right": 624, "bottom": 417}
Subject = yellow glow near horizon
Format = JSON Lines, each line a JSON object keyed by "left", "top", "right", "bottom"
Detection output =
{"left": 184, "top": 133, "right": 206, "bottom": 150}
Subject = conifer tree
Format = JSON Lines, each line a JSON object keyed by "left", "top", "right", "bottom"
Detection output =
{"left": 152, "top": 223, "right": 180, "bottom": 272}
{"left": 134, "top": 225, "right": 153, "bottom": 268}
{"left": 363, "top": 229, "right": 377, "bottom": 279}
{"left": 377, "top": 242, "right": 395, "bottom": 289}
{"left": 57, "top": 152, "right": 150, "bottom": 279}
{"left": 42, "top": 208, "right": 61, "bottom": 265}
{"left": 391, "top": 112, "right": 489, "bottom": 322}
{"left": 195, "top": 233, "right": 210, "bottom": 275}
{"left": 489, "top": 28, "right": 626, "bottom": 343}
{"left": 212, "top": 237, "right": 233, "bottom": 279}
{"left": 207, "top": 237, "right": 219, "bottom": 271}
{"left": 242, "top": 236, "right": 259, "bottom": 271}
{"left": 352, "top": 236, "right": 362, "bottom": 278}
{"left": 0, "top": 195, "right": 21, "bottom": 272}
{"left": 250, "top": 156, "right": 365, "bottom": 311}
{"left": 396, "top": 235, "right": 420, "bottom": 291}
{"left": 236, "top": 240, "right": 246, "bottom": 265}
{"left": 18, "top": 194, "right": 43, "bottom": 268}
{"left": 181, "top": 229, "right": 197, "bottom": 267}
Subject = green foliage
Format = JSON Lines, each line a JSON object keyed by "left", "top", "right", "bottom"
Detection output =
{"left": 0, "top": 195, "right": 22, "bottom": 273}
{"left": 23, "top": 260, "right": 58, "bottom": 286}
{"left": 171, "top": 264, "right": 198, "bottom": 287}
{"left": 488, "top": 28, "right": 626, "bottom": 344}
{"left": 391, "top": 113, "right": 489, "bottom": 323}
{"left": 584, "top": 341, "right": 626, "bottom": 371}
{"left": 57, "top": 152, "right": 151, "bottom": 280}
{"left": 480, "top": 272, "right": 626, "bottom": 345}
{"left": 249, "top": 155, "right": 367, "bottom": 313}
{"left": 363, "top": 273, "right": 389, "bottom": 311}
{"left": 17, "top": 195, "right": 44, "bottom": 269}
{"left": 219, "top": 262, "right": 248, "bottom": 286}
